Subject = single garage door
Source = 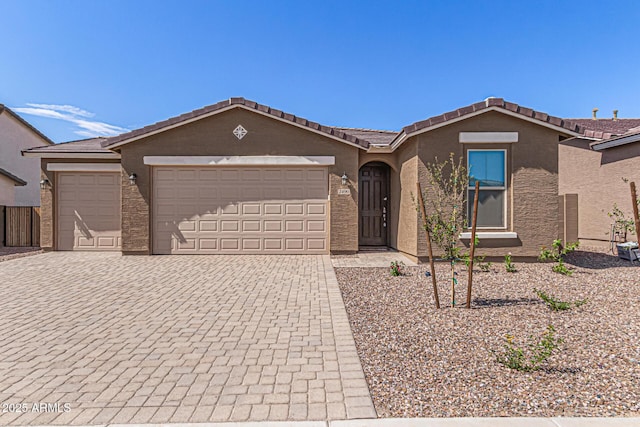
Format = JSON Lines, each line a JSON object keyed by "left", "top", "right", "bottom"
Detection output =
{"left": 153, "top": 167, "right": 329, "bottom": 254}
{"left": 57, "top": 172, "right": 122, "bottom": 250}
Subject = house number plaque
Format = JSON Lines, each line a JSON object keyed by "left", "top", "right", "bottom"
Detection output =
{"left": 337, "top": 189, "right": 351, "bottom": 195}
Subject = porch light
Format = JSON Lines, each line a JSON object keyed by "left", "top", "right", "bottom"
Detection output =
{"left": 128, "top": 173, "right": 137, "bottom": 185}
{"left": 39, "top": 179, "right": 50, "bottom": 190}
{"left": 341, "top": 172, "right": 348, "bottom": 186}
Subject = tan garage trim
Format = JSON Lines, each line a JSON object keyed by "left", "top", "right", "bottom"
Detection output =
{"left": 47, "top": 163, "right": 121, "bottom": 172}
{"left": 152, "top": 166, "right": 329, "bottom": 254}
{"left": 57, "top": 172, "right": 121, "bottom": 251}
{"left": 144, "top": 155, "right": 335, "bottom": 166}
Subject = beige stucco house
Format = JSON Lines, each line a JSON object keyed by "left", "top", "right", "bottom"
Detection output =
{"left": 0, "top": 105, "right": 52, "bottom": 207}
{"left": 560, "top": 127, "right": 640, "bottom": 249}
{"left": 25, "top": 97, "right": 635, "bottom": 259}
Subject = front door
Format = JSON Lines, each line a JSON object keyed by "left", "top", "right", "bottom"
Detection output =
{"left": 359, "top": 163, "right": 388, "bottom": 246}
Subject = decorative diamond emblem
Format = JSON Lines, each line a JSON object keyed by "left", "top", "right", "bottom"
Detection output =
{"left": 233, "top": 125, "right": 247, "bottom": 140}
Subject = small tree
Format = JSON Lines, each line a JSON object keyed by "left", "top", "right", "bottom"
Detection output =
{"left": 416, "top": 153, "right": 468, "bottom": 307}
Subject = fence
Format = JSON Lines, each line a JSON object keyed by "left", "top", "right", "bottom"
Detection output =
{"left": 3, "top": 206, "right": 40, "bottom": 247}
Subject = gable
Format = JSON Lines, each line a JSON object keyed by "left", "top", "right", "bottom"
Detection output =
{"left": 117, "top": 108, "right": 363, "bottom": 158}
{"left": 104, "top": 98, "right": 369, "bottom": 151}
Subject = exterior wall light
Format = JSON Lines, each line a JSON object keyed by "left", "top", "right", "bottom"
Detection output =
{"left": 129, "top": 173, "right": 137, "bottom": 185}
{"left": 39, "top": 179, "right": 51, "bottom": 190}
{"left": 341, "top": 172, "right": 348, "bottom": 186}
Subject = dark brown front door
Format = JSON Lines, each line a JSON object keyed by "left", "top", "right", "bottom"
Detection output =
{"left": 359, "top": 164, "right": 388, "bottom": 246}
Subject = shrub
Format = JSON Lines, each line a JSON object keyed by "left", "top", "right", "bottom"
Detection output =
{"left": 534, "top": 288, "right": 588, "bottom": 311}
{"left": 504, "top": 253, "right": 517, "bottom": 272}
{"left": 494, "top": 325, "right": 563, "bottom": 372}
{"left": 478, "top": 261, "right": 492, "bottom": 272}
{"left": 390, "top": 260, "right": 405, "bottom": 276}
{"left": 539, "top": 239, "right": 578, "bottom": 276}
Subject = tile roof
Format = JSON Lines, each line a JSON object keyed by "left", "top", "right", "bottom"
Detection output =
{"left": 25, "top": 137, "right": 112, "bottom": 153}
{"left": 332, "top": 127, "right": 397, "bottom": 146}
{"left": 565, "top": 119, "right": 640, "bottom": 139}
{"left": 590, "top": 127, "right": 640, "bottom": 151}
{"left": 0, "top": 104, "right": 54, "bottom": 145}
{"left": 0, "top": 167, "right": 27, "bottom": 186}
{"left": 103, "top": 98, "right": 371, "bottom": 149}
{"left": 400, "top": 98, "right": 582, "bottom": 137}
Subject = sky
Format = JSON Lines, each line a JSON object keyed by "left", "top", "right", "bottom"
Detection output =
{"left": 2, "top": 0, "right": 639, "bottom": 143}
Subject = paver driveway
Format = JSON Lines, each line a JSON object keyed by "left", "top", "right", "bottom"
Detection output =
{"left": 0, "top": 253, "right": 375, "bottom": 425}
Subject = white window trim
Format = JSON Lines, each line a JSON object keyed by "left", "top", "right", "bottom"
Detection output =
{"left": 460, "top": 232, "right": 517, "bottom": 239}
{"left": 47, "top": 163, "right": 121, "bottom": 172}
{"left": 143, "top": 155, "right": 335, "bottom": 166}
{"left": 459, "top": 132, "right": 518, "bottom": 143}
{"left": 467, "top": 148, "right": 507, "bottom": 230}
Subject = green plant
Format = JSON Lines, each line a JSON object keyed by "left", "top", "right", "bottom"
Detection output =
{"left": 534, "top": 288, "right": 588, "bottom": 311}
{"left": 413, "top": 153, "right": 469, "bottom": 306}
{"left": 504, "top": 253, "right": 517, "bottom": 272}
{"left": 478, "top": 261, "right": 492, "bottom": 272}
{"left": 390, "top": 260, "right": 405, "bottom": 276}
{"left": 608, "top": 203, "right": 637, "bottom": 241}
{"left": 551, "top": 259, "right": 572, "bottom": 276}
{"left": 493, "top": 325, "right": 564, "bottom": 372}
{"left": 539, "top": 239, "right": 579, "bottom": 275}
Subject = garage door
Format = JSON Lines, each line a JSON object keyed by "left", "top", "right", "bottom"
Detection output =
{"left": 153, "top": 167, "right": 329, "bottom": 254}
{"left": 57, "top": 172, "right": 121, "bottom": 250}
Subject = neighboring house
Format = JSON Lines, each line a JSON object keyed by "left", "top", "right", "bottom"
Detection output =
{"left": 25, "top": 97, "right": 631, "bottom": 258}
{"left": 559, "top": 126, "right": 640, "bottom": 249}
{"left": 0, "top": 104, "right": 53, "bottom": 206}
{"left": 0, "top": 167, "right": 27, "bottom": 206}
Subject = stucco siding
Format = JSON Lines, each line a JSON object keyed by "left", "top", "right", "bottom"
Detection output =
{"left": 0, "top": 176, "right": 16, "bottom": 206}
{"left": 559, "top": 139, "right": 640, "bottom": 248}
{"left": 0, "top": 112, "right": 48, "bottom": 206}
{"left": 118, "top": 108, "right": 360, "bottom": 254}
{"left": 414, "top": 111, "right": 564, "bottom": 258}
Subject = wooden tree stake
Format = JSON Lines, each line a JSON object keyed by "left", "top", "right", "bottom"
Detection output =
{"left": 417, "top": 182, "right": 440, "bottom": 309}
{"left": 467, "top": 180, "right": 480, "bottom": 309}
{"left": 631, "top": 182, "right": 640, "bottom": 245}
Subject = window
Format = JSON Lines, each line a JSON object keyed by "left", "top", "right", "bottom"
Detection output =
{"left": 467, "top": 149, "right": 506, "bottom": 228}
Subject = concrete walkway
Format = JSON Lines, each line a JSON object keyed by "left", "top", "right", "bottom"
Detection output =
{"left": 0, "top": 253, "right": 375, "bottom": 425}
{"left": 331, "top": 251, "right": 417, "bottom": 268}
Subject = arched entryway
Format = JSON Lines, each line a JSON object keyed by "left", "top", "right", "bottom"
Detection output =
{"left": 358, "top": 162, "right": 390, "bottom": 247}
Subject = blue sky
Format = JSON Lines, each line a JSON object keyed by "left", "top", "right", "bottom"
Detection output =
{"left": 2, "top": 0, "right": 639, "bottom": 143}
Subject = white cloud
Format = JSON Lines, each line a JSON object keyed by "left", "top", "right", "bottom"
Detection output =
{"left": 12, "top": 103, "right": 129, "bottom": 138}
{"left": 26, "top": 103, "right": 95, "bottom": 118}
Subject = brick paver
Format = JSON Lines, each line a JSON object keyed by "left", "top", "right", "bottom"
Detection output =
{"left": 0, "top": 253, "right": 375, "bottom": 425}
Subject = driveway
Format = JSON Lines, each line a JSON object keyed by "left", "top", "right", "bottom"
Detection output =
{"left": 0, "top": 253, "right": 375, "bottom": 425}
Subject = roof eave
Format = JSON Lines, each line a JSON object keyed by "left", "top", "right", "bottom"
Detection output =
{"left": 591, "top": 133, "right": 640, "bottom": 151}
{"left": 103, "top": 103, "right": 369, "bottom": 151}
{"left": 22, "top": 151, "right": 121, "bottom": 159}
{"left": 389, "top": 107, "right": 582, "bottom": 151}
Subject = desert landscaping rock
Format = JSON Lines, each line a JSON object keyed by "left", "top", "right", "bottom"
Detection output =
{"left": 335, "top": 250, "right": 640, "bottom": 418}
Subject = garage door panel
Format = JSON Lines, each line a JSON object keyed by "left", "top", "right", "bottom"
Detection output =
{"left": 242, "top": 220, "right": 261, "bottom": 232}
{"left": 285, "top": 203, "right": 304, "bottom": 215}
{"left": 153, "top": 166, "right": 328, "bottom": 254}
{"left": 263, "top": 188, "right": 283, "bottom": 199}
{"left": 199, "top": 220, "right": 218, "bottom": 231}
{"left": 57, "top": 172, "right": 121, "bottom": 251}
{"left": 308, "top": 204, "right": 326, "bottom": 215}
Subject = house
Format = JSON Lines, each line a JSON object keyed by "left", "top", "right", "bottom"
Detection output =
{"left": 25, "top": 97, "right": 617, "bottom": 259}
{"left": 559, "top": 119, "right": 640, "bottom": 249}
{"left": 0, "top": 105, "right": 52, "bottom": 206}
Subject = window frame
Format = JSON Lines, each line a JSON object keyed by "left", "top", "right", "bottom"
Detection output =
{"left": 467, "top": 148, "right": 507, "bottom": 230}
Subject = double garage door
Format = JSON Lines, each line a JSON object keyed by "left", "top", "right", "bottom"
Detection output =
{"left": 152, "top": 166, "right": 329, "bottom": 254}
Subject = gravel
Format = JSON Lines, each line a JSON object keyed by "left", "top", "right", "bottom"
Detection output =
{"left": 335, "top": 251, "right": 640, "bottom": 417}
